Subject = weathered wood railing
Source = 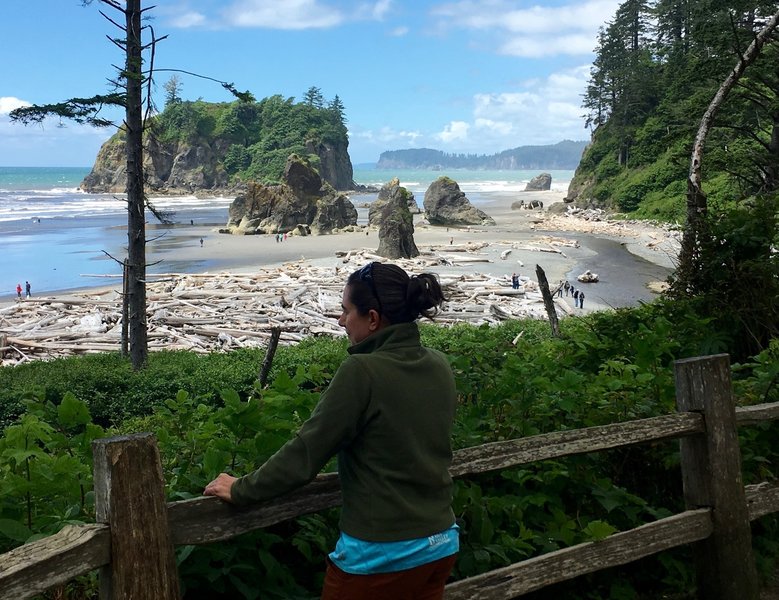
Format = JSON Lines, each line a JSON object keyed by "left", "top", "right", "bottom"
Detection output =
{"left": 2, "top": 354, "right": 779, "bottom": 599}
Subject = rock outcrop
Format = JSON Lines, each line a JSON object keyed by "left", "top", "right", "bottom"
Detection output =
{"left": 376, "top": 183, "right": 419, "bottom": 259}
{"left": 305, "top": 140, "right": 354, "bottom": 191}
{"left": 423, "top": 177, "right": 495, "bottom": 226}
{"left": 368, "top": 178, "right": 419, "bottom": 226}
{"left": 224, "top": 155, "right": 357, "bottom": 235}
{"left": 81, "top": 137, "right": 354, "bottom": 194}
{"left": 524, "top": 173, "right": 552, "bottom": 191}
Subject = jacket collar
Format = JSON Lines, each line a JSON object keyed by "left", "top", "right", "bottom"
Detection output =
{"left": 348, "top": 322, "right": 420, "bottom": 355}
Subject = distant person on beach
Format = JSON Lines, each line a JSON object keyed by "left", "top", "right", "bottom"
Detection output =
{"left": 205, "top": 261, "right": 458, "bottom": 599}
{"left": 190, "top": 219, "right": 194, "bottom": 225}
{"left": 511, "top": 273, "right": 519, "bottom": 290}
{"left": 16, "top": 283, "right": 22, "bottom": 299}
{"left": 564, "top": 281, "right": 570, "bottom": 296}
{"left": 25, "top": 281, "right": 31, "bottom": 298}
{"left": 573, "top": 289, "right": 580, "bottom": 308}
{"left": 579, "top": 291, "right": 585, "bottom": 309}
{"left": 557, "top": 284, "right": 563, "bottom": 297}
{"left": 200, "top": 238, "right": 204, "bottom": 247}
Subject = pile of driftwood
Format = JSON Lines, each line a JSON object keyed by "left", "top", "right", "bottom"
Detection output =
{"left": 0, "top": 249, "right": 570, "bottom": 365}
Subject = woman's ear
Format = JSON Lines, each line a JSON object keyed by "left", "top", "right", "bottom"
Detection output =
{"left": 368, "top": 309, "right": 384, "bottom": 330}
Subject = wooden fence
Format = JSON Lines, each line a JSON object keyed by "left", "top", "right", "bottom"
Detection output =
{"left": 2, "top": 354, "right": 779, "bottom": 600}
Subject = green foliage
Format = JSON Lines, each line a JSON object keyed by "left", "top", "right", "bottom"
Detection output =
{"left": 1, "top": 303, "right": 778, "bottom": 598}
{"left": 577, "top": 0, "right": 779, "bottom": 220}
{"left": 222, "top": 143, "right": 251, "bottom": 174}
{"left": 668, "top": 194, "right": 779, "bottom": 360}
{"left": 141, "top": 89, "right": 348, "bottom": 184}
{"left": 0, "top": 394, "right": 103, "bottom": 555}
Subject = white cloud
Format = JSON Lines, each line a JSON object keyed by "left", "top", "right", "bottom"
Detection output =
{"left": 168, "top": 0, "right": 396, "bottom": 30}
{"left": 431, "top": 0, "right": 620, "bottom": 58}
{"left": 348, "top": 64, "right": 590, "bottom": 161}
{"left": 169, "top": 12, "right": 208, "bottom": 28}
{"left": 222, "top": 0, "right": 344, "bottom": 29}
{"left": 371, "top": 0, "right": 393, "bottom": 20}
{"left": 474, "top": 118, "right": 513, "bottom": 135}
{"left": 390, "top": 25, "right": 410, "bottom": 36}
{"left": 0, "top": 97, "right": 31, "bottom": 115}
{"left": 468, "top": 65, "right": 591, "bottom": 146}
{"left": 436, "top": 121, "right": 470, "bottom": 143}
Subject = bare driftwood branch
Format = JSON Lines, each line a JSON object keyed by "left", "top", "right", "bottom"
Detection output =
{"left": 259, "top": 327, "right": 282, "bottom": 387}
{"left": 535, "top": 264, "right": 560, "bottom": 337}
{"left": 0, "top": 253, "right": 559, "bottom": 365}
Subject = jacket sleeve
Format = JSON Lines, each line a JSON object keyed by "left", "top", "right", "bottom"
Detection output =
{"left": 230, "top": 357, "right": 371, "bottom": 506}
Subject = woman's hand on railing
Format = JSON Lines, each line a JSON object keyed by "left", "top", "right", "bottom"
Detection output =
{"left": 204, "top": 473, "right": 237, "bottom": 503}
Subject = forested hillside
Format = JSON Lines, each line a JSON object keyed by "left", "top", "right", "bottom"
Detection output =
{"left": 377, "top": 140, "right": 587, "bottom": 170}
{"left": 82, "top": 85, "right": 354, "bottom": 192}
{"left": 571, "top": 1, "right": 779, "bottom": 221}
{"left": 569, "top": 2, "right": 779, "bottom": 359}
{"left": 157, "top": 86, "right": 349, "bottom": 183}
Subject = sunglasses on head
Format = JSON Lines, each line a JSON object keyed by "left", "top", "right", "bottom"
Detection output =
{"left": 357, "top": 262, "right": 382, "bottom": 314}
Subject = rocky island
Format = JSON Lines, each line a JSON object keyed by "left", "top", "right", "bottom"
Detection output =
{"left": 80, "top": 93, "right": 356, "bottom": 195}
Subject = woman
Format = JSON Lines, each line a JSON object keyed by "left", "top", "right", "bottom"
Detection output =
{"left": 204, "top": 261, "right": 459, "bottom": 599}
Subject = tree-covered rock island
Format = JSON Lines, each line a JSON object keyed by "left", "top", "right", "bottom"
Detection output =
{"left": 81, "top": 86, "right": 355, "bottom": 194}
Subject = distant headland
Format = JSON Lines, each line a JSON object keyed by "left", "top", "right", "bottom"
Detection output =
{"left": 376, "top": 140, "right": 588, "bottom": 170}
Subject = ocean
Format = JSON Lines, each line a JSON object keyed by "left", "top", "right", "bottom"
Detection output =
{"left": 0, "top": 166, "right": 574, "bottom": 297}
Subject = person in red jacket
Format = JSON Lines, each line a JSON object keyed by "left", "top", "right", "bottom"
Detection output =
{"left": 205, "top": 262, "right": 459, "bottom": 599}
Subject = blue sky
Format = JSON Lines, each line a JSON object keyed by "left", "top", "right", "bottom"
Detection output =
{"left": 0, "top": 0, "right": 620, "bottom": 167}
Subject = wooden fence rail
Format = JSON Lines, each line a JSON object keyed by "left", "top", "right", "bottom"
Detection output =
{"left": 1, "top": 354, "right": 779, "bottom": 599}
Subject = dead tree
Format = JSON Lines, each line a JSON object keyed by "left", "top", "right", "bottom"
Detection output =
{"left": 535, "top": 264, "right": 560, "bottom": 338}
{"left": 677, "top": 10, "right": 779, "bottom": 294}
{"left": 122, "top": 0, "right": 149, "bottom": 369}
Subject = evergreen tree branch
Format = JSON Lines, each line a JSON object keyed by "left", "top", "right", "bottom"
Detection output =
{"left": 9, "top": 94, "right": 126, "bottom": 127}
{"left": 152, "top": 68, "right": 255, "bottom": 102}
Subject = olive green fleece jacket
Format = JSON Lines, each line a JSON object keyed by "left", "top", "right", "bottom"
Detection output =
{"left": 230, "top": 321, "right": 457, "bottom": 542}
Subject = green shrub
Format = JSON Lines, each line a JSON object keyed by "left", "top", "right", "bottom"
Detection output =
{"left": 1, "top": 303, "right": 778, "bottom": 599}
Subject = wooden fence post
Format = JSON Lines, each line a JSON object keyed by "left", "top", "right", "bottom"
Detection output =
{"left": 93, "top": 433, "right": 180, "bottom": 600}
{"left": 674, "top": 354, "right": 758, "bottom": 600}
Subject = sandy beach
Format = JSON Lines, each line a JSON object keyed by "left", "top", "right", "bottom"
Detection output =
{"left": 2, "top": 189, "right": 679, "bottom": 312}
{"left": 0, "top": 189, "right": 681, "bottom": 363}
{"left": 138, "top": 189, "right": 679, "bottom": 313}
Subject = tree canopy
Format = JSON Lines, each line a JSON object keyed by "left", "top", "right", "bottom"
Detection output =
{"left": 576, "top": 1, "right": 779, "bottom": 358}
{"left": 148, "top": 89, "right": 348, "bottom": 184}
{"left": 576, "top": 1, "right": 779, "bottom": 216}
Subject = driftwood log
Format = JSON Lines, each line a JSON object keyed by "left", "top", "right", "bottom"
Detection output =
{"left": 0, "top": 250, "right": 570, "bottom": 365}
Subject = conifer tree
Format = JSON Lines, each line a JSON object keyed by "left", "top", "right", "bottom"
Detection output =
{"left": 10, "top": 0, "right": 250, "bottom": 369}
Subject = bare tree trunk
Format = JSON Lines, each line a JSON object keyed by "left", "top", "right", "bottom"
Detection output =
{"left": 125, "top": 0, "right": 148, "bottom": 369}
{"left": 258, "top": 326, "right": 282, "bottom": 388}
{"left": 121, "top": 258, "right": 129, "bottom": 357}
{"left": 535, "top": 264, "right": 560, "bottom": 338}
{"left": 678, "top": 10, "right": 779, "bottom": 292}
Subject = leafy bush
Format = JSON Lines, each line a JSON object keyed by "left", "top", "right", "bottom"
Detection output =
{"left": 1, "top": 303, "right": 778, "bottom": 599}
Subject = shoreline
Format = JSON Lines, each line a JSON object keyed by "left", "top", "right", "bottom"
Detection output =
{"left": 0, "top": 189, "right": 682, "bottom": 363}
{"left": 1, "top": 189, "right": 679, "bottom": 312}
